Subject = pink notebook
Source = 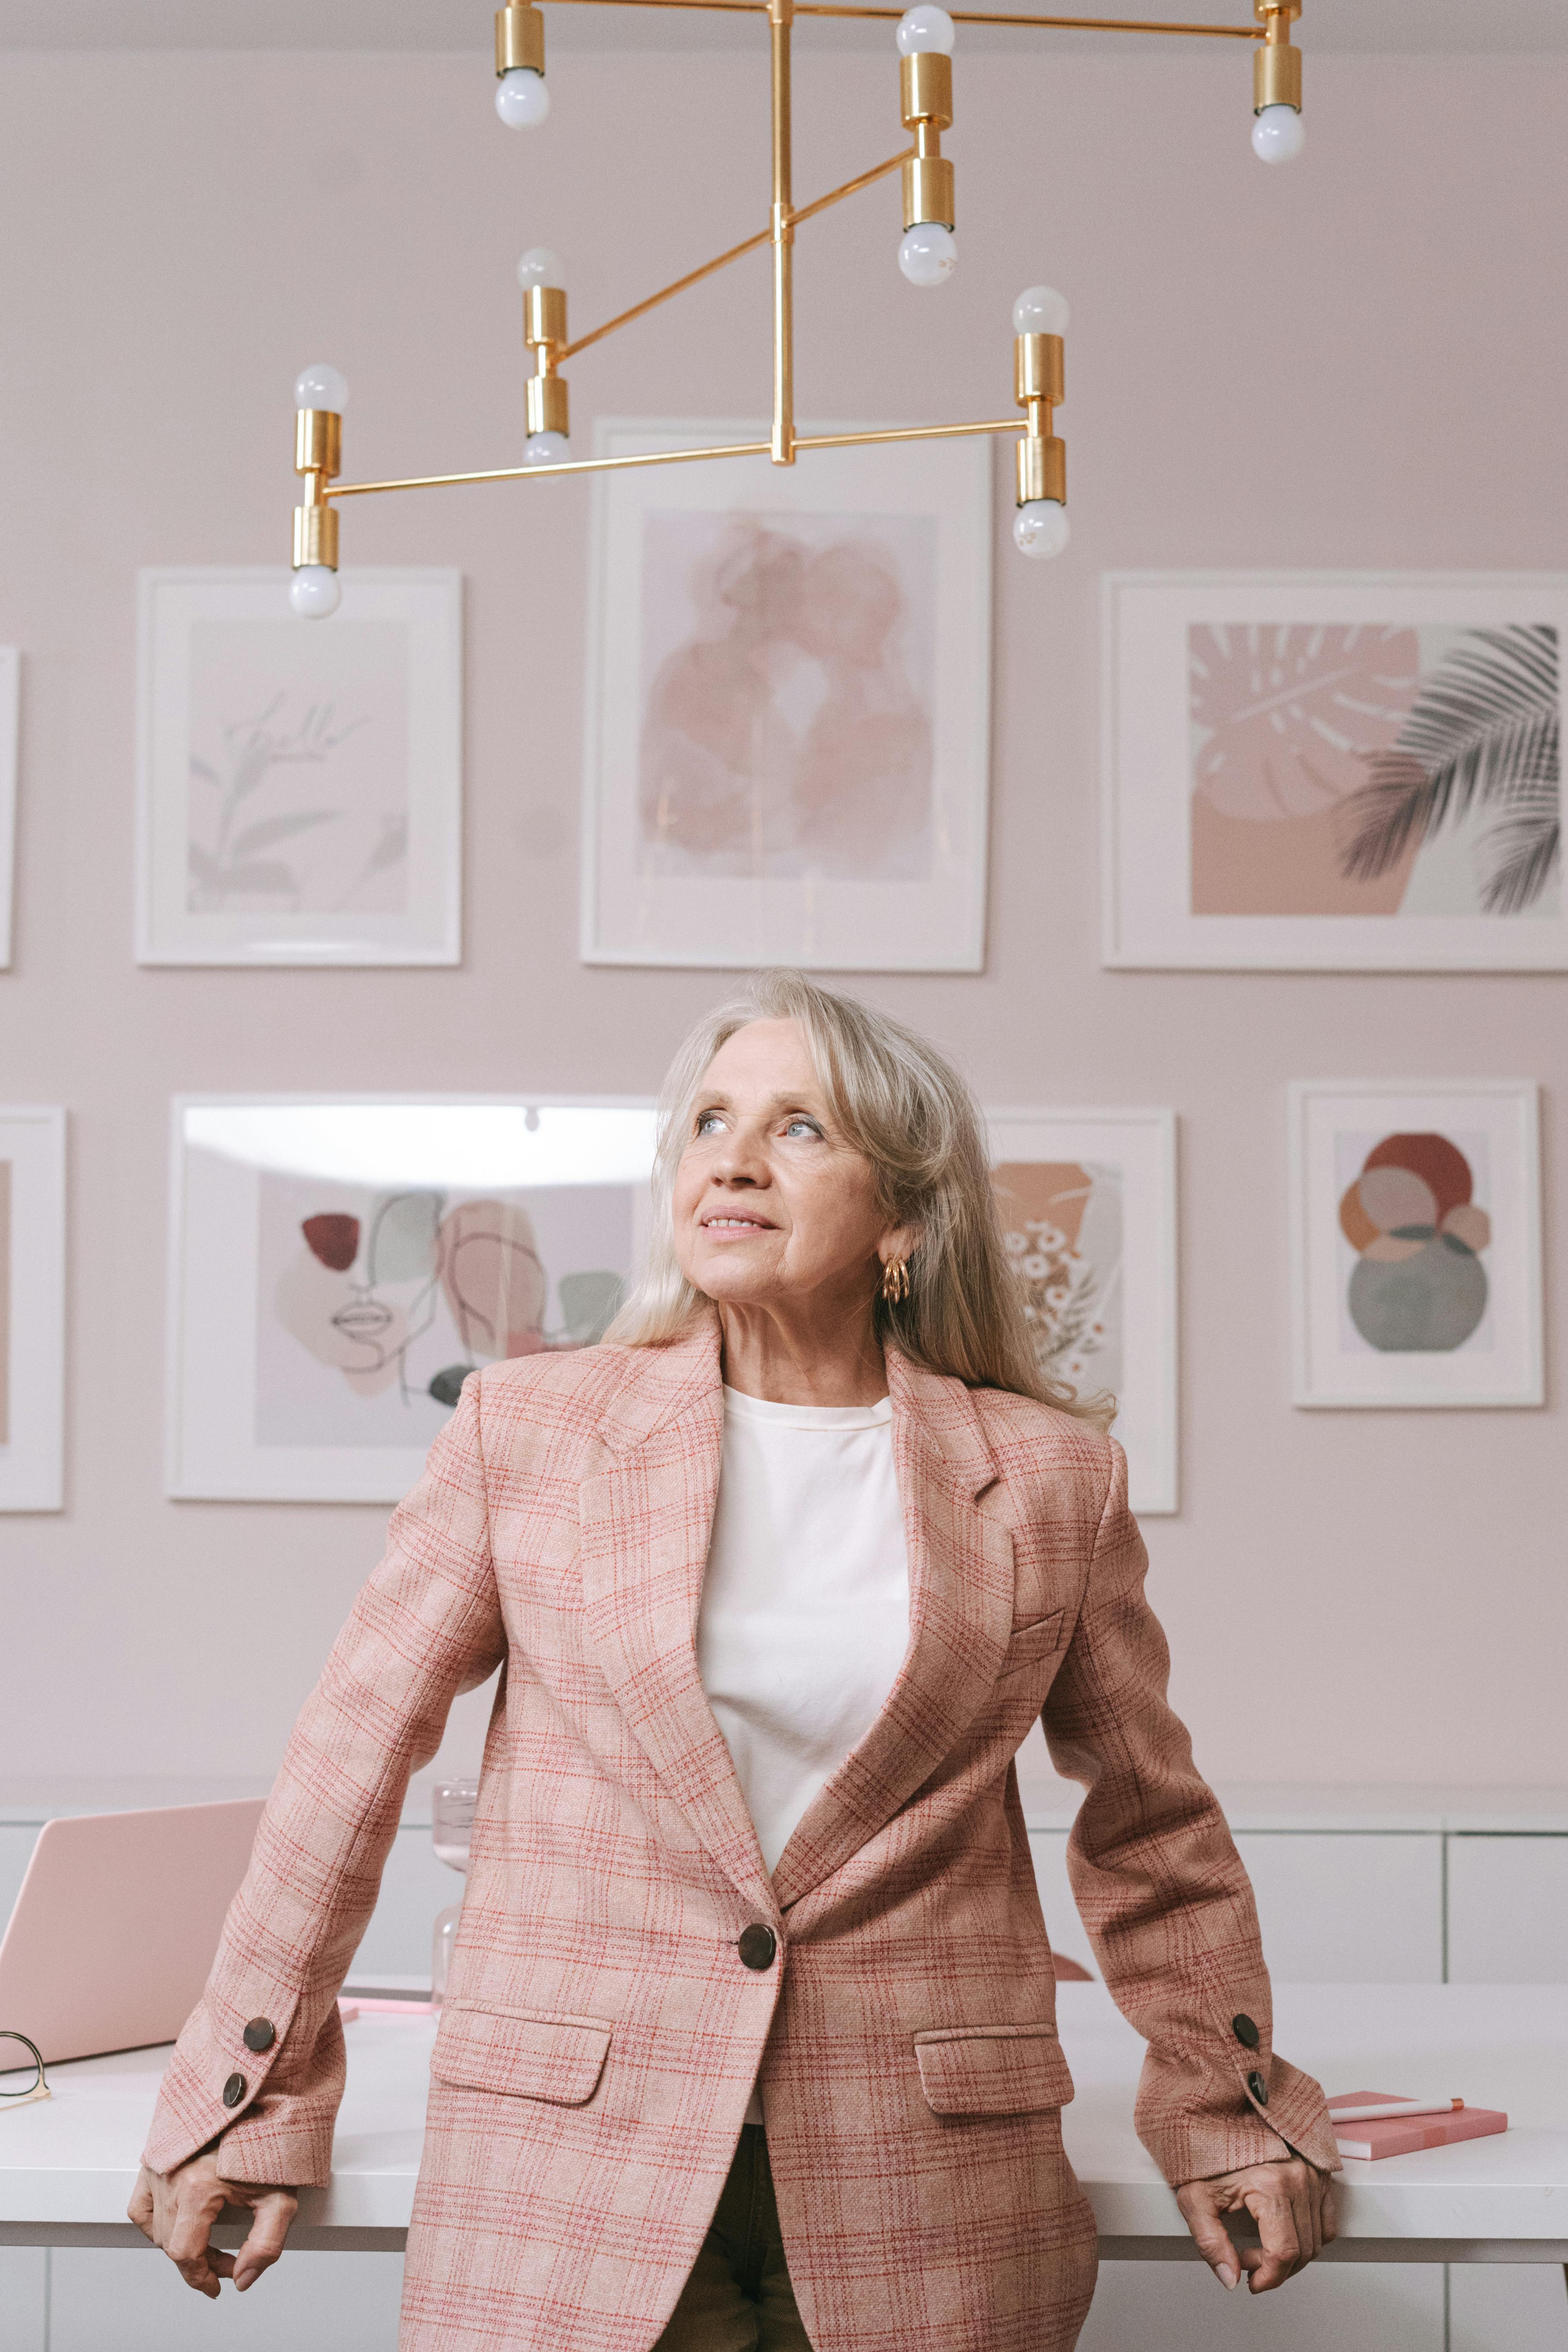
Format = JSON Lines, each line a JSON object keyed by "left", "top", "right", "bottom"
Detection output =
{"left": 1330, "top": 2091, "right": 1508, "bottom": 2162}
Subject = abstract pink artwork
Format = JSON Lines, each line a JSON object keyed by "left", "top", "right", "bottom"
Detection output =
{"left": 638, "top": 513, "right": 936, "bottom": 883}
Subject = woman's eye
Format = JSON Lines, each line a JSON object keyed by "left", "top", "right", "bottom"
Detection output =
{"left": 696, "top": 1111, "right": 723, "bottom": 1136}
{"left": 783, "top": 1118, "right": 821, "bottom": 1140}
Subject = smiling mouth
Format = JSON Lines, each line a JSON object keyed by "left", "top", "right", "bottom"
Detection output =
{"left": 701, "top": 1215, "right": 776, "bottom": 1235}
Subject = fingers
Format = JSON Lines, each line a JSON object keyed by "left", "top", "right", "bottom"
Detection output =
{"left": 1239, "top": 2187, "right": 1303, "bottom": 2293}
{"left": 164, "top": 2175, "right": 230, "bottom": 2299}
{"left": 1321, "top": 2176, "right": 1340, "bottom": 2245}
{"left": 231, "top": 2190, "right": 298, "bottom": 2292}
{"left": 1175, "top": 2182, "right": 1240, "bottom": 2291}
{"left": 126, "top": 2168, "right": 155, "bottom": 2236}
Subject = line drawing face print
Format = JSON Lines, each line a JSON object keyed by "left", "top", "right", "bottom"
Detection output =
{"left": 257, "top": 1170, "right": 635, "bottom": 1446}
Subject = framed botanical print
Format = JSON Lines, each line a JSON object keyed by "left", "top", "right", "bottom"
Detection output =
{"left": 1103, "top": 572, "right": 1568, "bottom": 970}
{"left": 582, "top": 420, "right": 992, "bottom": 972}
{"left": 0, "top": 1106, "right": 66, "bottom": 1511}
{"left": 166, "top": 1097, "right": 657, "bottom": 1502}
{"left": 1288, "top": 1080, "right": 1542, "bottom": 1408}
{"left": 136, "top": 569, "right": 463, "bottom": 967}
{"left": 986, "top": 1108, "right": 1179, "bottom": 1514}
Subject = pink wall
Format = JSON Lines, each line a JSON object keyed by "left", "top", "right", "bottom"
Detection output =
{"left": 0, "top": 46, "right": 1561, "bottom": 1788}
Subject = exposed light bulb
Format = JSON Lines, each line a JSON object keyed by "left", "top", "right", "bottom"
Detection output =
{"left": 898, "top": 224, "right": 956, "bottom": 288}
{"left": 896, "top": 4, "right": 955, "bottom": 53}
{"left": 496, "top": 67, "right": 550, "bottom": 127}
{"left": 516, "top": 246, "right": 566, "bottom": 290}
{"left": 1252, "top": 103, "right": 1304, "bottom": 163}
{"left": 294, "top": 363, "right": 349, "bottom": 413}
{"left": 524, "top": 431, "right": 570, "bottom": 465}
{"left": 289, "top": 566, "right": 343, "bottom": 617}
{"left": 1012, "top": 284, "right": 1070, "bottom": 338}
{"left": 1013, "top": 500, "right": 1070, "bottom": 560}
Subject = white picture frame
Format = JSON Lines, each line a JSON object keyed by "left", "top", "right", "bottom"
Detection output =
{"left": 1102, "top": 572, "right": 1568, "bottom": 971}
{"left": 136, "top": 569, "right": 463, "bottom": 967}
{"left": 582, "top": 419, "right": 992, "bottom": 971}
{"left": 166, "top": 1096, "right": 657, "bottom": 1502}
{"left": 985, "top": 1108, "right": 1179, "bottom": 1515}
{"left": 1288, "top": 1080, "right": 1543, "bottom": 1409}
{"left": 0, "top": 650, "right": 18, "bottom": 969}
{"left": 0, "top": 1106, "right": 66, "bottom": 1512}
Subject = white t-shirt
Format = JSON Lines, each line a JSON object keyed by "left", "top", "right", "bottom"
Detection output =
{"left": 697, "top": 1386, "right": 912, "bottom": 1877}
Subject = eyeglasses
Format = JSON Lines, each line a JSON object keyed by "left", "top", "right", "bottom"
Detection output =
{"left": 0, "top": 2032, "right": 49, "bottom": 2113}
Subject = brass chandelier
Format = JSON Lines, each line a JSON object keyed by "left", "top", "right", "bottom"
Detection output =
{"left": 288, "top": 0, "right": 1304, "bottom": 616}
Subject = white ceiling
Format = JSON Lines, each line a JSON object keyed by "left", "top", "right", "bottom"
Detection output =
{"left": 6, "top": 0, "right": 1568, "bottom": 50}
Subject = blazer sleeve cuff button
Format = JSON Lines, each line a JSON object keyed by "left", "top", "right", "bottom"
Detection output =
{"left": 222, "top": 2073, "right": 248, "bottom": 2108}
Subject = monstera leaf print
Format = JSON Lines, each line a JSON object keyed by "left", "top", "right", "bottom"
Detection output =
{"left": 1190, "top": 625, "right": 1421, "bottom": 822}
{"left": 1188, "top": 625, "right": 1424, "bottom": 916}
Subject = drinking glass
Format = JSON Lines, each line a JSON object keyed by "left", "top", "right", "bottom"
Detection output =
{"left": 430, "top": 1777, "right": 480, "bottom": 2005}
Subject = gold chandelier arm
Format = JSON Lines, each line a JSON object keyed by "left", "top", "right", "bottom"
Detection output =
{"left": 790, "top": 143, "right": 909, "bottom": 227}
{"left": 536, "top": 0, "right": 1262, "bottom": 32}
{"left": 558, "top": 228, "right": 772, "bottom": 360}
{"left": 557, "top": 147, "right": 910, "bottom": 364}
{"left": 326, "top": 415, "right": 1021, "bottom": 501}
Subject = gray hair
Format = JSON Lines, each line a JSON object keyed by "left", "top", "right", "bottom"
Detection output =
{"left": 608, "top": 970, "right": 1114, "bottom": 1428}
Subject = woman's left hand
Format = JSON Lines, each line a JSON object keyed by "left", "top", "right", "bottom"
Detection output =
{"left": 1175, "top": 2156, "right": 1338, "bottom": 2293}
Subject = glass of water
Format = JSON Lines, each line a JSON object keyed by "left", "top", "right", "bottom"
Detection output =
{"left": 430, "top": 1778, "right": 480, "bottom": 2004}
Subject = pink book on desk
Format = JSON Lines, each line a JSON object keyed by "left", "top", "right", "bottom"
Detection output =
{"left": 1329, "top": 2091, "right": 1508, "bottom": 2162}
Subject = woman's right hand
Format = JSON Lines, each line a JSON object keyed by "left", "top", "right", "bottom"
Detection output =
{"left": 128, "top": 2151, "right": 298, "bottom": 2296}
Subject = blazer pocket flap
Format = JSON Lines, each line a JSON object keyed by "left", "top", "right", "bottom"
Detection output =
{"left": 997, "top": 1609, "right": 1067, "bottom": 1676}
{"left": 431, "top": 2005, "right": 613, "bottom": 2106}
{"left": 914, "top": 2025, "right": 1075, "bottom": 2117}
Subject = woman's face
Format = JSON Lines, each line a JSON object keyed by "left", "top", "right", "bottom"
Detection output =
{"left": 672, "top": 1019, "right": 901, "bottom": 1315}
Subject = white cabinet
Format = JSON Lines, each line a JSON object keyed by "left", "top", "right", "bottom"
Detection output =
{"left": 1449, "top": 2263, "right": 1568, "bottom": 2352}
{"left": 1029, "top": 1831, "right": 1444, "bottom": 1985}
{"left": 0, "top": 2249, "right": 47, "bottom": 2352}
{"left": 46, "top": 2248, "right": 404, "bottom": 2352}
{"left": 1447, "top": 1838, "right": 1568, "bottom": 1985}
{"left": 1080, "top": 2260, "right": 1443, "bottom": 2352}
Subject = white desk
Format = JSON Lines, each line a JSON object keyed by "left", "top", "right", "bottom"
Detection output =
{"left": 4, "top": 1983, "right": 1568, "bottom": 2275}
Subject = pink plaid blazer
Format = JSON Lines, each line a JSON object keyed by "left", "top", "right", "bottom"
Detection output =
{"left": 146, "top": 1318, "right": 1337, "bottom": 2352}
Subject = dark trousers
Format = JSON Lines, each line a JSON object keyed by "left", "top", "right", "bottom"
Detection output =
{"left": 654, "top": 2127, "right": 814, "bottom": 2351}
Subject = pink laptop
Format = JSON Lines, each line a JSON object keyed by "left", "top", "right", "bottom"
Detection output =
{"left": 0, "top": 1799, "right": 266, "bottom": 2065}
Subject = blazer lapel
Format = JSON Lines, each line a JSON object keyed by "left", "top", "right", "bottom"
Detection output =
{"left": 769, "top": 1350, "right": 1017, "bottom": 1913}
{"left": 577, "top": 1317, "right": 778, "bottom": 1925}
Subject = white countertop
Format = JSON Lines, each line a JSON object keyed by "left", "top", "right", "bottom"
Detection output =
{"left": 8, "top": 1769, "right": 1568, "bottom": 1837}
{"left": 5, "top": 1985, "right": 1568, "bottom": 2258}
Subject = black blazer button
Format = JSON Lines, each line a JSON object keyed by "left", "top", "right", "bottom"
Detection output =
{"left": 242, "top": 2018, "right": 276, "bottom": 2053}
{"left": 1247, "top": 2070, "right": 1268, "bottom": 2106}
{"left": 737, "top": 1924, "right": 777, "bottom": 1970}
{"left": 1232, "top": 2014, "right": 1260, "bottom": 2050}
{"left": 222, "top": 2073, "right": 248, "bottom": 2108}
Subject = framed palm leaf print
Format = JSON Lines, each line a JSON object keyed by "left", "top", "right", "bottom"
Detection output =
{"left": 1102, "top": 573, "right": 1568, "bottom": 970}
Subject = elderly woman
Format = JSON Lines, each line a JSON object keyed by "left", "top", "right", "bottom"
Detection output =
{"left": 132, "top": 972, "right": 1338, "bottom": 2351}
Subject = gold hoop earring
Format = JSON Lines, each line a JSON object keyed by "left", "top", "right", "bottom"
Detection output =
{"left": 881, "top": 1255, "right": 910, "bottom": 1306}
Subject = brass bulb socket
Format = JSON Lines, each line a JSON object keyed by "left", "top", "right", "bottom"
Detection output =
{"left": 902, "top": 155, "right": 955, "bottom": 233}
{"left": 294, "top": 409, "right": 342, "bottom": 479}
{"left": 900, "top": 51, "right": 952, "bottom": 131}
{"left": 496, "top": 4, "right": 545, "bottom": 75}
{"left": 1254, "top": 42, "right": 1302, "bottom": 111}
{"left": 1014, "top": 332, "right": 1064, "bottom": 407}
{"left": 523, "top": 284, "right": 568, "bottom": 348}
{"left": 1254, "top": 0, "right": 1301, "bottom": 24}
{"left": 526, "top": 374, "right": 570, "bottom": 437}
{"left": 1017, "top": 436, "right": 1066, "bottom": 507}
{"left": 293, "top": 502, "right": 340, "bottom": 569}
